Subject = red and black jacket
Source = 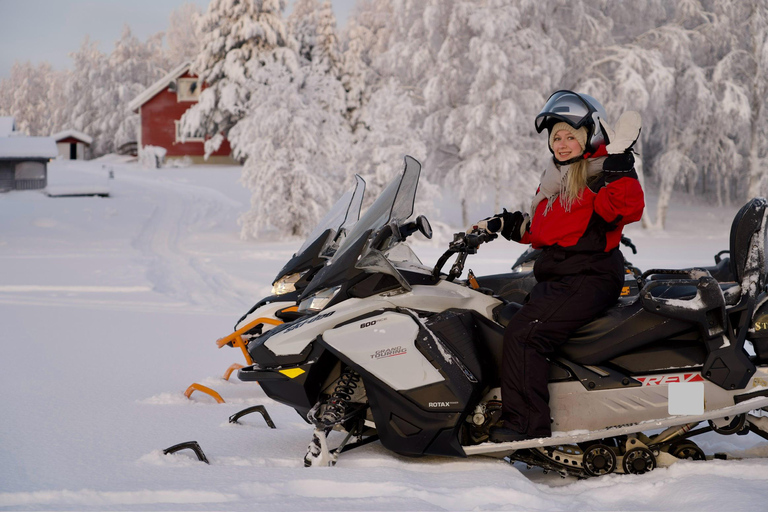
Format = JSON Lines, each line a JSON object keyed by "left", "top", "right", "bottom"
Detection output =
{"left": 521, "top": 164, "right": 645, "bottom": 281}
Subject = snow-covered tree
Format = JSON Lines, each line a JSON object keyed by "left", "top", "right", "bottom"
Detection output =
{"left": 0, "top": 61, "right": 57, "bottom": 136}
{"left": 182, "top": 0, "right": 293, "bottom": 157}
{"left": 348, "top": 0, "right": 395, "bottom": 69}
{"left": 733, "top": 0, "right": 768, "bottom": 199}
{"left": 339, "top": 19, "right": 368, "bottom": 129}
{"left": 46, "top": 68, "right": 70, "bottom": 136}
{"left": 421, "top": 0, "right": 569, "bottom": 224}
{"left": 230, "top": 60, "right": 350, "bottom": 237}
{"left": 312, "top": 1, "right": 342, "bottom": 75}
{"left": 288, "top": 0, "right": 320, "bottom": 62}
{"left": 601, "top": 0, "right": 672, "bottom": 43}
{"left": 577, "top": 40, "right": 675, "bottom": 228}
{"left": 108, "top": 26, "right": 167, "bottom": 152}
{"left": 167, "top": 2, "right": 203, "bottom": 66}
{"left": 57, "top": 37, "right": 111, "bottom": 155}
{"left": 43, "top": 28, "right": 167, "bottom": 157}
{"left": 350, "top": 77, "right": 425, "bottom": 200}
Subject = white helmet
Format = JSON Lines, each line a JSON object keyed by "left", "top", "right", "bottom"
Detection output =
{"left": 535, "top": 90, "right": 609, "bottom": 155}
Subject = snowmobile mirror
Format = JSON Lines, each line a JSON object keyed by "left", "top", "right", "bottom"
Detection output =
{"left": 416, "top": 215, "right": 433, "bottom": 239}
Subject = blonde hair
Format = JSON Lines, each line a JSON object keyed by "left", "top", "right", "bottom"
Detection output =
{"left": 561, "top": 159, "right": 589, "bottom": 209}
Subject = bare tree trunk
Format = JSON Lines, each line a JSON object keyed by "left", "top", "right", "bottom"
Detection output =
{"left": 747, "top": 137, "right": 762, "bottom": 199}
{"left": 461, "top": 198, "right": 468, "bottom": 228}
{"left": 716, "top": 173, "right": 723, "bottom": 208}
{"left": 654, "top": 175, "right": 676, "bottom": 231}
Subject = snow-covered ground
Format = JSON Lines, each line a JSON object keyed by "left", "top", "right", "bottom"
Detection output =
{"left": 1, "top": 159, "right": 767, "bottom": 511}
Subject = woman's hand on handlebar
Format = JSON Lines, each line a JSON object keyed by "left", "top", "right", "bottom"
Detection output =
{"left": 451, "top": 230, "right": 496, "bottom": 251}
{"left": 468, "top": 209, "right": 529, "bottom": 242}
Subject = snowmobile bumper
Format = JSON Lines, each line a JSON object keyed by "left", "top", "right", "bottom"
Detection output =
{"left": 237, "top": 366, "right": 293, "bottom": 382}
{"left": 237, "top": 342, "right": 339, "bottom": 419}
{"left": 217, "top": 316, "right": 285, "bottom": 364}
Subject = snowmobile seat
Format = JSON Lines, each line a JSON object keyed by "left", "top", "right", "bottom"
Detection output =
{"left": 493, "top": 278, "right": 733, "bottom": 366}
{"left": 558, "top": 295, "right": 698, "bottom": 365}
{"left": 476, "top": 271, "right": 537, "bottom": 305}
{"left": 561, "top": 194, "right": 768, "bottom": 368}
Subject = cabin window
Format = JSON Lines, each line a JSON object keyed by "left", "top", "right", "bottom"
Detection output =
{"left": 177, "top": 78, "right": 200, "bottom": 102}
{"left": 174, "top": 121, "right": 204, "bottom": 143}
{"left": 15, "top": 161, "right": 45, "bottom": 180}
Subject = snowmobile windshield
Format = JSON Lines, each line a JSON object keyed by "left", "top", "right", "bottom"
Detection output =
{"left": 297, "top": 174, "right": 365, "bottom": 257}
{"left": 271, "top": 175, "right": 365, "bottom": 288}
{"left": 299, "top": 156, "right": 421, "bottom": 300}
{"left": 534, "top": 90, "right": 595, "bottom": 133}
{"left": 332, "top": 156, "right": 421, "bottom": 264}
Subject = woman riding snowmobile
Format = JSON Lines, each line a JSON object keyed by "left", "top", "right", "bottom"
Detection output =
{"left": 230, "top": 155, "right": 768, "bottom": 475}
{"left": 467, "top": 90, "right": 645, "bottom": 442}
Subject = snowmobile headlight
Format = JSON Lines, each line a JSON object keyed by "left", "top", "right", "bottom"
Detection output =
{"left": 271, "top": 271, "right": 306, "bottom": 296}
{"left": 298, "top": 285, "right": 341, "bottom": 312}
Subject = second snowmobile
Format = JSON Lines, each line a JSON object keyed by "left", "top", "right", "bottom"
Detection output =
{"left": 216, "top": 175, "right": 365, "bottom": 361}
{"left": 234, "top": 156, "right": 768, "bottom": 477}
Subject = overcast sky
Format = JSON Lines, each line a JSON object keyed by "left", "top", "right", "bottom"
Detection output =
{"left": 0, "top": 0, "right": 356, "bottom": 79}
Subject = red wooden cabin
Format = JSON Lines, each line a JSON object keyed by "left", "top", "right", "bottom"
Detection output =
{"left": 128, "top": 62, "right": 235, "bottom": 165}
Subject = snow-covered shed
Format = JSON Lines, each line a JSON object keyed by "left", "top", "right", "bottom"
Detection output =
{"left": 52, "top": 130, "right": 92, "bottom": 160}
{"left": 0, "top": 137, "right": 58, "bottom": 191}
{"left": 127, "top": 62, "right": 234, "bottom": 165}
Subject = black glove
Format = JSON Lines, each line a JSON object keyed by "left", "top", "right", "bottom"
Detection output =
{"left": 499, "top": 210, "right": 529, "bottom": 242}
{"left": 467, "top": 214, "right": 503, "bottom": 234}
{"left": 603, "top": 152, "right": 635, "bottom": 173}
{"left": 469, "top": 209, "right": 529, "bottom": 241}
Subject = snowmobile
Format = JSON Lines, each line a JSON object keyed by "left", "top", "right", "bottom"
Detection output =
{"left": 234, "top": 156, "right": 768, "bottom": 477}
{"left": 215, "top": 175, "right": 365, "bottom": 364}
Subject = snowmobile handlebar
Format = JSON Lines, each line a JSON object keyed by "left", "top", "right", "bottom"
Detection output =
{"left": 432, "top": 230, "right": 496, "bottom": 281}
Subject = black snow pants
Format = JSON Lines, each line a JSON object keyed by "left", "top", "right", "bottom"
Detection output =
{"left": 501, "top": 262, "right": 622, "bottom": 437}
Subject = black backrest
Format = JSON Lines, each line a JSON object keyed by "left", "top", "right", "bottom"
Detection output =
{"left": 729, "top": 198, "right": 768, "bottom": 287}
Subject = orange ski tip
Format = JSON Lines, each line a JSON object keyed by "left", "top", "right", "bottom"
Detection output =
{"left": 184, "top": 383, "right": 225, "bottom": 404}
{"left": 223, "top": 363, "right": 244, "bottom": 381}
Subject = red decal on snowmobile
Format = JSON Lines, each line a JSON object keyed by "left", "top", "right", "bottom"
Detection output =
{"left": 635, "top": 373, "right": 705, "bottom": 386}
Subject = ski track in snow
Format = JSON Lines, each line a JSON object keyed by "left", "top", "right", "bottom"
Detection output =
{"left": 125, "top": 172, "right": 253, "bottom": 312}
{"left": 1, "top": 160, "right": 767, "bottom": 511}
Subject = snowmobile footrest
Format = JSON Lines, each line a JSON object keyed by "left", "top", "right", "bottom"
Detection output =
{"left": 338, "top": 434, "right": 379, "bottom": 454}
{"left": 163, "top": 441, "right": 209, "bottom": 464}
{"left": 229, "top": 405, "right": 276, "bottom": 428}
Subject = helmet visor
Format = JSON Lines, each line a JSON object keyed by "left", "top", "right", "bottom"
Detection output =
{"left": 535, "top": 91, "right": 595, "bottom": 133}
